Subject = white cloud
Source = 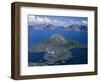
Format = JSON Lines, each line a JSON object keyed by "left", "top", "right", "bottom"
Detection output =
{"left": 36, "top": 16, "right": 44, "bottom": 22}
{"left": 68, "top": 20, "right": 81, "bottom": 25}
{"left": 29, "top": 16, "right": 53, "bottom": 23}
{"left": 28, "top": 15, "right": 36, "bottom": 22}
{"left": 52, "top": 19, "right": 58, "bottom": 23}
{"left": 44, "top": 17, "right": 52, "bottom": 23}
{"left": 28, "top": 16, "right": 87, "bottom": 26}
{"left": 82, "top": 20, "right": 88, "bottom": 24}
{"left": 70, "top": 20, "right": 74, "bottom": 24}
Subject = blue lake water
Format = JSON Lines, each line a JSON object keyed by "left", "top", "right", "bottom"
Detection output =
{"left": 28, "top": 27, "right": 88, "bottom": 65}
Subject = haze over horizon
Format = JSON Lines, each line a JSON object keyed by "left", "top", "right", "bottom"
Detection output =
{"left": 28, "top": 15, "right": 88, "bottom": 27}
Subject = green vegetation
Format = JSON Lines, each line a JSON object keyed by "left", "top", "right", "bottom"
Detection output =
{"left": 28, "top": 34, "right": 86, "bottom": 66}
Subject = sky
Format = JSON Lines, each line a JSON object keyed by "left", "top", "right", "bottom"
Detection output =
{"left": 28, "top": 15, "right": 88, "bottom": 27}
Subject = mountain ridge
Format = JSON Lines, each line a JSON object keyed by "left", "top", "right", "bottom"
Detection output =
{"left": 29, "top": 23, "right": 87, "bottom": 32}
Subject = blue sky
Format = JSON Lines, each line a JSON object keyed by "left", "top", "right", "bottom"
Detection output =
{"left": 28, "top": 15, "right": 88, "bottom": 27}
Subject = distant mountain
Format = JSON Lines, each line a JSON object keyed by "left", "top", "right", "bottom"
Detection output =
{"left": 29, "top": 23, "right": 87, "bottom": 32}
{"left": 65, "top": 24, "right": 87, "bottom": 32}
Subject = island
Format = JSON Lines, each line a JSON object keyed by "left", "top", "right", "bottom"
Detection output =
{"left": 28, "top": 34, "right": 86, "bottom": 66}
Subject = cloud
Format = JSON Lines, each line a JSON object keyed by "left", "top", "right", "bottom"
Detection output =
{"left": 70, "top": 20, "right": 75, "bottom": 24}
{"left": 68, "top": 20, "right": 88, "bottom": 25}
{"left": 28, "top": 16, "right": 35, "bottom": 22}
{"left": 36, "top": 16, "right": 44, "bottom": 22}
{"left": 29, "top": 16, "right": 52, "bottom": 23}
{"left": 29, "top": 16, "right": 61, "bottom": 25}
{"left": 81, "top": 20, "right": 88, "bottom": 25}
{"left": 29, "top": 16, "right": 87, "bottom": 26}
{"left": 44, "top": 17, "right": 52, "bottom": 23}
{"left": 52, "top": 19, "right": 58, "bottom": 23}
